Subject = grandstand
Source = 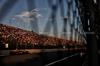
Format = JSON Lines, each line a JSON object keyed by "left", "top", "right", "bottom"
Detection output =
{"left": 0, "top": 24, "right": 86, "bottom": 50}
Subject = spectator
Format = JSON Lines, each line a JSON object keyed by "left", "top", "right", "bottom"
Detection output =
{"left": 0, "top": 23, "right": 86, "bottom": 49}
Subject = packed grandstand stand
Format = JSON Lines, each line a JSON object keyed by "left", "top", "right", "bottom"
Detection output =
{"left": 0, "top": 24, "right": 86, "bottom": 50}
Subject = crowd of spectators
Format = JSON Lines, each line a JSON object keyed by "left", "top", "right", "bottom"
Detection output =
{"left": 0, "top": 24, "right": 86, "bottom": 50}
